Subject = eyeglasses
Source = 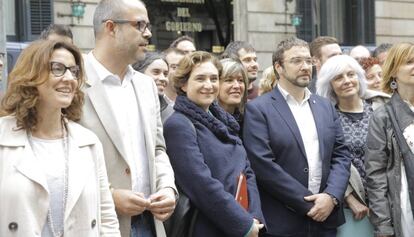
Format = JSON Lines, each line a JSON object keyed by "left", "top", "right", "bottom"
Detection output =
{"left": 282, "top": 57, "right": 315, "bottom": 67}
{"left": 103, "top": 19, "right": 151, "bottom": 33}
{"left": 50, "top": 62, "right": 80, "bottom": 79}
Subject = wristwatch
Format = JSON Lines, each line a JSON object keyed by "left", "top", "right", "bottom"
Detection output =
{"left": 326, "top": 193, "right": 339, "bottom": 206}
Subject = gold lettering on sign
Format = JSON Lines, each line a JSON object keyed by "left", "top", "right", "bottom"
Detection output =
{"left": 165, "top": 21, "right": 203, "bottom": 32}
{"left": 177, "top": 7, "right": 191, "bottom": 17}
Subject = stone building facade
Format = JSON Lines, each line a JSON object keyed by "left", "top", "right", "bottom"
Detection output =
{"left": 3, "top": 0, "right": 414, "bottom": 77}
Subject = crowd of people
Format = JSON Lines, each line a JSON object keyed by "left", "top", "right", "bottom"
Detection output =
{"left": 1, "top": 0, "right": 414, "bottom": 237}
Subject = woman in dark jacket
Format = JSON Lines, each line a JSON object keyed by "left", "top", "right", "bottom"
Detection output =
{"left": 365, "top": 42, "right": 414, "bottom": 237}
{"left": 218, "top": 58, "right": 249, "bottom": 129}
{"left": 163, "top": 51, "right": 264, "bottom": 237}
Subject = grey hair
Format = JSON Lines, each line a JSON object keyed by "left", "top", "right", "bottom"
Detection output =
{"left": 316, "top": 54, "right": 367, "bottom": 104}
{"left": 93, "top": 0, "right": 141, "bottom": 37}
{"left": 219, "top": 58, "right": 249, "bottom": 114}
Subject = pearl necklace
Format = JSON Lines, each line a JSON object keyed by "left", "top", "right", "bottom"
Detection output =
{"left": 27, "top": 118, "right": 69, "bottom": 237}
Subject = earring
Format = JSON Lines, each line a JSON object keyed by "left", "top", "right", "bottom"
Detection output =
{"left": 390, "top": 79, "right": 398, "bottom": 90}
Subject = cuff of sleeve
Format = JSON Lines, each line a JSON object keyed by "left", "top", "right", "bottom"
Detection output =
{"left": 374, "top": 224, "right": 395, "bottom": 237}
{"left": 243, "top": 220, "right": 254, "bottom": 237}
{"left": 164, "top": 186, "right": 179, "bottom": 201}
{"left": 345, "top": 184, "right": 354, "bottom": 198}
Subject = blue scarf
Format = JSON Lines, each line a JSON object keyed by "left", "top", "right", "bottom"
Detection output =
{"left": 173, "top": 95, "right": 242, "bottom": 145}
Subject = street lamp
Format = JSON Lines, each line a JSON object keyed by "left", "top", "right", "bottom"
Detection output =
{"left": 57, "top": 0, "right": 86, "bottom": 24}
{"left": 290, "top": 14, "right": 303, "bottom": 27}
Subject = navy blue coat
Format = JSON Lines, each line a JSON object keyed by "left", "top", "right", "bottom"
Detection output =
{"left": 164, "top": 96, "right": 265, "bottom": 237}
{"left": 243, "top": 87, "right": 351, "bottom": 236}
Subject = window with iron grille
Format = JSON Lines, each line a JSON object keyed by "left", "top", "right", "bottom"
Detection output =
{"left": 14, "top": 0, "right": 53, "bottom": 41}
{"left": 296, "top": 0, "right": 314, "bottom": 42}
{"left": 29, "top": 0, "right": 53, "bottom": 37}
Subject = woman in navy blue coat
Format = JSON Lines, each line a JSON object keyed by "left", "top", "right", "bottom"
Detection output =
{"left": 164, "top": 51, "right": 265, "bottom": 237}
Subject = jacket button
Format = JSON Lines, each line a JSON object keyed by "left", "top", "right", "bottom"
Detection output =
{"left": 91, "top": 219, "right": 96, "bottom": 228}
{"left": 303, "top": 168, "right": 309, "bottom": 173}
{"left": 8, "top": 222, "right": 18, "bottom": 231}
{"left": 125, "top": 168, "right": 131, "bottom": 175}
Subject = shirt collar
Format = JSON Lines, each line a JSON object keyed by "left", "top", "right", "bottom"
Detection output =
{"left": 278, "top": 84, "right": 312, "bottom": 104}
{"left": 86, "top": 52, "right": 135, "bottom": 84}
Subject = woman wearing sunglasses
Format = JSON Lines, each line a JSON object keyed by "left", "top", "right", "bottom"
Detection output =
{"left": 0, "top": 40, "right": 120, "bottom": 236}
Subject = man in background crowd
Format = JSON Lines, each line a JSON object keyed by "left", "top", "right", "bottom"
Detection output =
{"left": 308, "top": 36, "right": 342, "bottom": 93}
{"left": 222, "top": 41, "right": 260, "bottom": 100}
{"left": 163, "top": 47, "right": 185, "bottom": 104}
{"left": 40, "top": 24, "right": 73, "bottom": 44}
{"left": 169, "top": 35, "right": 196, "bottom": 54}
{"left": 349, "top": 45, "right": 371, "bottom": 61}
{"left": 373, "top": 43, "right": 393, "bottom": 66}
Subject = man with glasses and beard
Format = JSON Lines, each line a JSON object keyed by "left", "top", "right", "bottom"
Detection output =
{"left": 79, "top": 1, "right": 177, "bottom": 236}
{"left": 243, "top": 37, "right": 350, "bottom": 237}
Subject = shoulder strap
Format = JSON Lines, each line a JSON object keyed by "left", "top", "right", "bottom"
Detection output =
{"left": 385, "top": 105, "right": 412, "bottom": 159}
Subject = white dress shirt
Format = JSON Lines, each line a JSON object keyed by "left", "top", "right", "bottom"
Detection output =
{"left": 278, "top": 85, "right": 322, "bottom": 194}
{"left": 87, "top": 53, "right": 150, "bottom": 197}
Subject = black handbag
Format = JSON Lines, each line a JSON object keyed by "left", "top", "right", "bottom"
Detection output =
{"left": 164, "top": 187, "right": 198, "bottom": 237}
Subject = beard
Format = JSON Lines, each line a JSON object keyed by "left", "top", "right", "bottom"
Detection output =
{"left": 284, "top": 74, "right": 311, "bottom": 88}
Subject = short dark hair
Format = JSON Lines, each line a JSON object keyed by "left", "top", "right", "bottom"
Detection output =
{"left": 272, "top": 37, "right": 309, "bottom": 66}
{"left": 272, "top": 37, "right": 309, "bottom": 79}
{"left": 373, "top": 43, "right": 393, "bottom": 57}
{"left": 40, "top": 24, "right": 73, "bottom": 40}
{"left": 309, "top": 36, "right": 338, "bottom": 59}
{"left": 169, "top": 35, "right": 195, "bottom": 48}
{"left": 132, "top": 52, "right": 167, "bottom": 73}
{"left": 221, "top": 41, "right": 256, "bottom": 59}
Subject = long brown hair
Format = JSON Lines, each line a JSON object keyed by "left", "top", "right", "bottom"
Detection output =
{"left": 1, "top": 40, "right": 85, "bottom": 130}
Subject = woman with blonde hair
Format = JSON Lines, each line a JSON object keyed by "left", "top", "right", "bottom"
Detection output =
{"left": 365, "top": 42, "right": 414, "bottom": 237}
{"left": 258, "top": 66, "right": 277, "bottom": 95}
{"left": 0, "top": 40, "right": 120, "bottom": 236}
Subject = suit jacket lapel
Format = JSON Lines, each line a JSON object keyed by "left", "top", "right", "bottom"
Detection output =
{"left": 131, "top": 78, "right": 156, "bottom": 192}
{"left": 84, "top": 59, "right": 128, "bottom": 161}
{"left": 309, "top": 95, "right": 326, "bottom": 160}
{"left": 271, "top": 88, "right": 307, "bottom": 158}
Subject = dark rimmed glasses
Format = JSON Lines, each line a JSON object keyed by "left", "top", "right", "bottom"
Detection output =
{"left": 50, "top": 62, "right": 80, "bottom": 79}
{"left": 102, "top": 19, "right": 151, "bottom": 33}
